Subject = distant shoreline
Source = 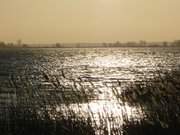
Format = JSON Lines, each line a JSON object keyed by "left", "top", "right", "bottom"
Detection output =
{"left": 0, "top": 46, "right": 180, "bottom": 49}
{"left": 1, "top": 40, "right": 180, "bottom": 48}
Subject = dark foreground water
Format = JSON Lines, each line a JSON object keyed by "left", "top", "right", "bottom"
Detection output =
{"left": 0, "top": 47, "right": 180, "bottom": 135}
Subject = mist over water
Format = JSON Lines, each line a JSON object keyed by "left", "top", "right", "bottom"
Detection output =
{"left": 0, "top": 47, "right": 180, "bottom": 135}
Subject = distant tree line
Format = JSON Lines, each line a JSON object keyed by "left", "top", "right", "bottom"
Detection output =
{"left": 0, "top": 40, "right": 29, "bottom": 48}
{"left": 101, "top": 40, "right": 180, "bottom": 48}
{"left": 0, "top": 41, "right": 15, "bottom": 48}
{"left": 0, "top": 40, "right": 180, "bottom": 48}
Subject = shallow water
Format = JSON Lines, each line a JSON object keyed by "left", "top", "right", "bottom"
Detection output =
{"left": 0, "top": 47, "right": 180, "bottom": 135}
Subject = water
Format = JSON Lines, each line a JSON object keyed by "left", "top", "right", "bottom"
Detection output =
{"left": 0, "top": 47, "right": 180, "bottom": 135}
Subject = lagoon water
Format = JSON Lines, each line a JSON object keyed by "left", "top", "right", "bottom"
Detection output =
{"left": 0, "top": 47, "right": 180, "bottom": 135}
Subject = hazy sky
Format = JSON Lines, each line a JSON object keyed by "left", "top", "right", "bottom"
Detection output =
{"left": 0, "top": 0, "right": 180, "bottom": 43}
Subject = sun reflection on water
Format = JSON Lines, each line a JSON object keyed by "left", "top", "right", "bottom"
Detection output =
{"left": 12, "top": 48, "right": 180, "bottom": 134}
{"left": 1, "top": 48, "right": 180, "bottom": 135}
{"left": 45, "top": 52, "right": 149, "bottom": 134}
{"left": 49, "top": 80, "right": 145, "bottom": 134}
{"left": 94, "top": 55, "right": 134, "bottom": 68}
{"left": 52, "top": 100, "right": 145, "bottom": 135}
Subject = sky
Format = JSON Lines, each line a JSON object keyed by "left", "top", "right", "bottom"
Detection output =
{"left": 0, "top": 0, "right": 180, "bottom": 44}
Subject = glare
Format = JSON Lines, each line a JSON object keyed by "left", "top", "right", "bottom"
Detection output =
{"left": 93, "top": 54, "right": 134, "bottom": 68}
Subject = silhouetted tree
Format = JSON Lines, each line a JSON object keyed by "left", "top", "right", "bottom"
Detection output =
{"left": 139, "top": 40, "right": 146, "bottom": 46}
{"left": 114, "top": 41, "right": 121, "bottom": 47}
{"left": 108, "top": 43, "right": 113, "bottom": 47}
{"left": 55, "top": 43, "right": 62, "bottom": 48}
{"left": 22, "top": 44, "right": 29, "bottom": 48}
{"left": 173, "top": 40, "right": 180, "bottom": 47}
{"left": 17, "top": 39, "right": 22, "bottom": 46}
{"left": 0, "top": 41, "right": 6, "bottom": 48}
{"left": 7, "top": 43, "right": 14, "bottom": 47}
{"left": 163, "top": 41, "right": 168, "bottom": 47}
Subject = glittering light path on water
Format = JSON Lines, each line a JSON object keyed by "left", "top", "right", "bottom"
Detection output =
{"left": 0, "top": 47, "right": 180, "bottom": 135}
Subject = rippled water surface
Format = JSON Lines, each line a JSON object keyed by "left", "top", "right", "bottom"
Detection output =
{"left": 0, "top": 47, "right": 180, "bottom": 135}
